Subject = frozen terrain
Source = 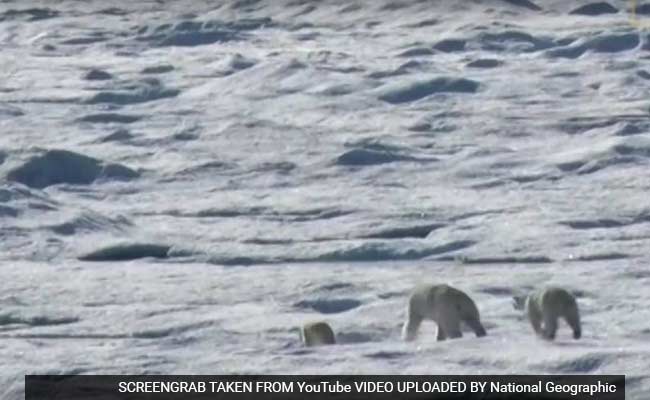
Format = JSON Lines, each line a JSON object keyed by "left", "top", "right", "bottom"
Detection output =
{"left": 1, "top": 0, "right": 650, "bottom": 398}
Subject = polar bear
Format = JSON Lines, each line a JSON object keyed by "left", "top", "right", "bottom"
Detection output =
{"left": 301, "top": 321, "right": 336, "bottom": 347}
{"left": 402, "top": 284, "right": 487, "bottom": 342}
{"left": 513, "top": 287, "right": 581, "bottom": 340}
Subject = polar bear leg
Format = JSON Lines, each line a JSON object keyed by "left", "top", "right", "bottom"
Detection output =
{"left": 542, "top": 311, "right": 558, "bottom": 340}
{"left": 459, "top": 297, "right": 486, "bottom": 337}
{"left": 464, "top": 317, "right": 487, "bottom": 338}
{"left": 526, "top": 298, "right": 543, "bottom": 336}
{"left": 402, "top": 314, "right": 423, "bottom": 342}
{"left": 437, "top": 304, "right": 462, "bottom": 340}
{"left": 436, "top": 326, "right": 447, "bottom": 341}
{"left": 442, "top": 322, "right": 462, "bottom": 340}
{"left": 564, "top": 303, "right": 581, "bottom": 339}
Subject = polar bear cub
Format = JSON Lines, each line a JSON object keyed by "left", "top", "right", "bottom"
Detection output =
{"left": 301, "top": 321, "right": 336, "bottom": 347}
{"left": 402, "top": 284, "right": 487, "bottom": 342}
{"left": 513, "top": 287, "right": 581, "bottom": 341}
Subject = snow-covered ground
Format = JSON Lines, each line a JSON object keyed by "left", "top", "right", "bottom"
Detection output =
{"left": 1, "top": 0, "right": 650, "bottom": 398}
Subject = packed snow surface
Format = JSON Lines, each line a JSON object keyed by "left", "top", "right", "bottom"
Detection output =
{"left": 1, "top": 0, "right": 650, "bottom": 398}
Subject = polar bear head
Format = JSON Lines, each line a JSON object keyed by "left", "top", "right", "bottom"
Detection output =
{"left": 512, "top": 294, "right": 527, "bottom": 310}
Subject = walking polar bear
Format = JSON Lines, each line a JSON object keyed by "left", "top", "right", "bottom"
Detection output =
{"left": 402, "top": 284, "right": 487, "bottom": 342}
{"left": 301, "top": 321, "right": 336, "bottom": 347}
{"left": 513, "top": 287, "right": 581, "bottom": 341}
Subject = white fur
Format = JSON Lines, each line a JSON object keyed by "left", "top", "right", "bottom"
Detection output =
{"left": 514, "top": 287, "right": 581, "bottom": 340}
{"left": 402, "top": 284, "right": 487, "bottom": 342}
{"left": 301, "top": 321, "right": 336, "bottom": 347}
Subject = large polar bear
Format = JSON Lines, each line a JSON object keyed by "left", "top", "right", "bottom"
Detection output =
{"left": 513, "top": 287, "right": 581, "bottom": 340}
{"left": 301, "top": 321, "right": 336, "bottom": 347}
{"left": 402, "top": 284, "right": 487, "bottom": 341}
